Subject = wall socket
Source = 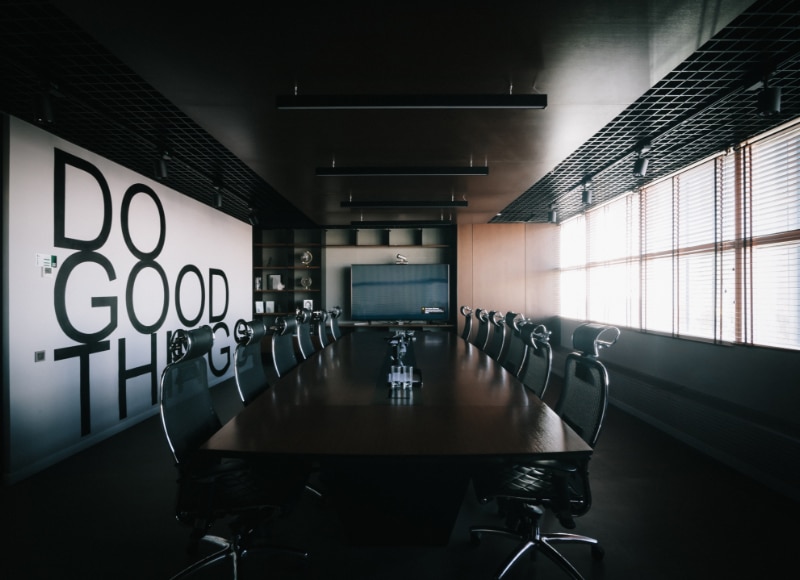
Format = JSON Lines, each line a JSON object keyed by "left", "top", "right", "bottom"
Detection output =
{"left": 34, "top": 350, "right": 45, "bottom": 362}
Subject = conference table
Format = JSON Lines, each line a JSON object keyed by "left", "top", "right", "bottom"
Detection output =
{"left": 200, "top": 329, "right": 591, "bottom": 545}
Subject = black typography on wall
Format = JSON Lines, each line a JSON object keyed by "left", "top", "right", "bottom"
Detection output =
{"left": 51, "top": 149, "right": 232, "bottom": 436}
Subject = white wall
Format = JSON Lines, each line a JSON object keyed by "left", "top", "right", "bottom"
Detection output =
{"left": 2, "top": 116, "right": 252, "bottom": 483}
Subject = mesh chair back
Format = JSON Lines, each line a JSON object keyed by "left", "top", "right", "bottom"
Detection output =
{"left": 233, "top": 319, "right": 270, "bottom": 406}
{"left": 159, "top": 326, "right": 220, "bottom": 465}
{"left": 557, "top": 354, "right": 608, "bottom": 447}
{"left": 517, "top": 323, "right": 552, "bottom": 399}
{"left": 460, "top": 305, "right": 474, "bottom": 341}
{"left": 472, "top": 308, "right": 491, "bottom": 349}
{"left": 327, "top": 306, "right": 343, "bottom": 342}
{"left": 499, "top": 312, "right": 527, "bottom": 376}
{"left": 484, "top": 311, "right": 507, "bottom": 360}
{"left": 555, "top": 322, "right": 619, "bottom": 446}
{"left": 295, "top": 308, "right": 317, "bottom": 360}
{"left": 271, "top": 316, "right": 299, "bottom": 377}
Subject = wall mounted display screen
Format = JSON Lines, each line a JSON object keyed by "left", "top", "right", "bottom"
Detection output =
{"left": 350, "top": 264, "right": 450, "bottom": 322}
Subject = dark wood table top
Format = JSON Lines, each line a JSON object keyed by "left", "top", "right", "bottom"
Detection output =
{"left": 200, "top": 331, "right": 591, "bottom": 461}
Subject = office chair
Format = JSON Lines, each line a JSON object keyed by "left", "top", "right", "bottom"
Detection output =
{"left": 233, "top": 318, "right": 270, "bottom": 406}
{"left": 472, "top": 308, "right": 491, "bottom": 350}
{"left": 236, "top": 321, "right": 325, "bottom": 501}
{"left": 484, "top": 311, "right": 507, "bottom": 360}
{"left": 469, "top": 322, "right": 620, "bottom": 580}
{"left": 498, "top": 312, "right": 527, "bottom": 377}
{"left": 327, "top": 305, "right": 343, "bottom": 342}
{"left": 517, "top": 322, "right": 553, "bottom": 400}
{"left": 312, "top": 309, "right": 330, "bottom": 349}
{"left": 159, "top": 325, "right": 309, "bottom": 580}
{"left": 460, "top": 305, "right": 474, "bottom": 341}
{"left": 270, "top": 316, "right": 299, "bottom": 377}
{"left": 294, "top": 308, "right": 317, "bottom": 361}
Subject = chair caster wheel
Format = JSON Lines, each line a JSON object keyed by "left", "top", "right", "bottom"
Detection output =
{"left": 470, "top": 532, "right": 482, "bottom": 547}
{"left": 591, "top": 544, "right": 605, "bottom": 560}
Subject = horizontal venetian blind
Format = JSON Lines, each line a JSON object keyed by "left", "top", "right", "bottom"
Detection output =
{"left": 674, "top": 160, "right": 717, "bottom": 340}
{"left": 640, "top": 179, "right": 675, "bottom": 334}
{"left": 746, "top": 123, "right": 800, "bottom": 349}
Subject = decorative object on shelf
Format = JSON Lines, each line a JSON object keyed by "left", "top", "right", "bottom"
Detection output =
{"left": 265, "top": 301, "right": 275, "bottom": 313}
{"left": 300, "top": 250, "right": 313, "bottom": 266}
{"left": 302, "top": 299, "right": 314, "bottom": 310}
{"left": 269, "top": 274, "right": 284, "bottom": 290}
{"left": 300, "top": 276, "right": 312, "bottom": 290}
{"left": 255, "top": 301, "right": 265, "bottom": 314}
{"left": 254, "top": 276, "right": 262, "bottom": 291}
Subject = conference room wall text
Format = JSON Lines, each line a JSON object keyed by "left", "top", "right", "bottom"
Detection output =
{"left": 3, "top": 115, "right": 252, "bottom": 484}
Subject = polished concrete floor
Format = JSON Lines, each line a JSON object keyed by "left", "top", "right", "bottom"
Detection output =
{"left": 2, "top": 378, "right": 797, "bottom": 580}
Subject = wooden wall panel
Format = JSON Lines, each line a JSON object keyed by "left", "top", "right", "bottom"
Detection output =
{"left": 458, "top": 224, "right": 526, "bottom": 316}
{"left": 457, "top": 223, "right": 560, "bottom": 328}
{"left": 525, "top": 223, "right": 560, "bottom": 319}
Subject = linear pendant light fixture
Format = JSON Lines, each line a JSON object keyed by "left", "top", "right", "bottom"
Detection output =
{"left": 341, "top": 199, "right": 468, "bottom": 208}
{"left": 317, "top": 165, "right": 488, "bottom": 176}
{"left": 277, "top": 93, "right": 547, "bottom": 110}
{"left": 349, "top": 219, "right": 455, "bottom": 228}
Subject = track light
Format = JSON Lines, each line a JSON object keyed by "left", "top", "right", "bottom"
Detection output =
{"left": 633, "top": 140, "right": 651, "bottom": 177}
{"left": 633, "top": 156, "right": 649, "bottom": 177}
{"left": 36, "top": 92, "right": 54, "bottom": 124}
{"left": 34, "top": 80, "right": 60, "bottom": 124}
{"left": 581, "top": 178, "right": 593, "bottom": 205}
{"left": 212, "top": 177, "right": 224, "bottom": 208}
{"left": 248, "top": 209, "right": 259, "bottom": 226}
{"left": 154, "top": 149, "right": 170, "bottom": 180}
{"left": 548, "top": 206, "right": 558, "bottom": 224}
{"left": 757, "top": 85, "right": 781, "bottom": 116}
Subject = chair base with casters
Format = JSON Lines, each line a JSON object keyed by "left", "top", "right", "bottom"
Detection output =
{"left": 171, "top": 507, "right": 309, "bottom": 580}
{"left": 470, "top": 499, "right": 604, "bottom": 580}
{"left": 169, "top": 449, "right": 312, "bottom": 580}
{"left": 468, "top": 322, "right": 619, "bottom": 580}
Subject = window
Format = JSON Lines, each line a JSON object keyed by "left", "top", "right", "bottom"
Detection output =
{"left": 559, "top": 118, "right": 800, "bottom": 351}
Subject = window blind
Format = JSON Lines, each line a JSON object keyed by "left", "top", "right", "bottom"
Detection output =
{"left": 558, "top": 117, "right": 800, "bottom": 352}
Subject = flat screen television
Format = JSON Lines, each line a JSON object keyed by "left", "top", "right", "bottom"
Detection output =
{"left": 350, "top": 263, "right": 450, "bottom": 322}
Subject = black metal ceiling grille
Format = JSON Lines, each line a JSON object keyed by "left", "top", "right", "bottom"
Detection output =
{"left": 0, "top": 0, "right": 315, "bottom": 228}
{"left": 1, "top": 1, "right": 798, "bottom": 228}
{"left": 493, "top": 0, "right": 800, "bottom": 224}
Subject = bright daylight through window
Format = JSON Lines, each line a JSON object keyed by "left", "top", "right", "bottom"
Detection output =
{"left": 559, "top": 118, "right": 800, "bottom": 351}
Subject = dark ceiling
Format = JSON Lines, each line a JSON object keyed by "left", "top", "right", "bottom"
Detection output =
{"left": 2, "top": 1, "right": 798, "bottom": 229}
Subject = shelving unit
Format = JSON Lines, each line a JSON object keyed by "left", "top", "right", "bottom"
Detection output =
{"left": 252, "top": 226, "right": 457, "bottom": 329}
{"left": 323, "top": 226, "right": 451, "bottom": 248}
{"left": 253, "top": 229, "right": 322, "bottom": 322}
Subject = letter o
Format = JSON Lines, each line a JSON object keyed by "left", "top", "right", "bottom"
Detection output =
{"left": 126, "top": 260, "right": 169, "bottom": 334}
{"left": 120, "top": 184, "right": 166, "bottom": 260}
{"left": 175, "top": 265, "right": 205, "bottom": 327}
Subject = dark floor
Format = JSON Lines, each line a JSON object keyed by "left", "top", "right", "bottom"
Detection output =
{"left": 2, "top": 378, "right": 797, "bottom": 580}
